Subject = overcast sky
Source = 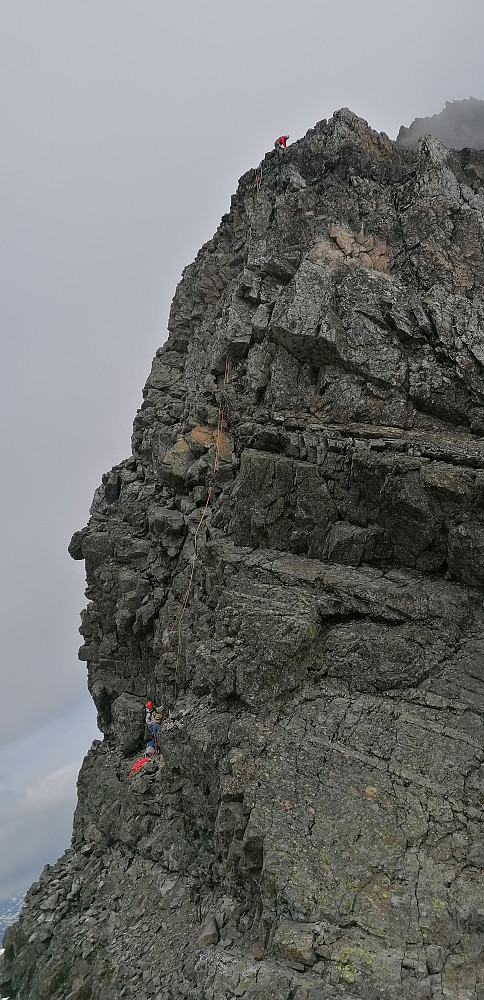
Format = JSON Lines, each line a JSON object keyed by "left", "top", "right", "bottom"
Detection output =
{"left": 1, "top": 0, "right": 483, "bottom": 902}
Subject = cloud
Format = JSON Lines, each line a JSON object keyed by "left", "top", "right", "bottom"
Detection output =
{"left": 0, "top": 703, "right": 98, "bottom": 899}
{"left": 0, "top": 798, "right": 77, "bottom": 901}
{"left": 0, "top": 772, "right": 78, "bottom": 900}
{"left": 24, "top": 763, "right": 80, "bottom": 808}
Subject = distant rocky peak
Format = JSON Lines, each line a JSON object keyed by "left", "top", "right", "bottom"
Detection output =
{"left": 397, "top": 96, "right": 484, "bottom": 149}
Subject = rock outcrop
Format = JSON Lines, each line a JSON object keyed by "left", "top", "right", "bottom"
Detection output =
{"left": 397, "top": 97, "right": 484, "bottom": 150}
{"left": 3, "top": 109, "right": 484, "bottom": 1000}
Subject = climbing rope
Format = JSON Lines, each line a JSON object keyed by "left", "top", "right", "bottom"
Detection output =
{"left": 159, "top": 155, "right": 264, "bottom": 709}
{"left": 174, "top": 623, "right": 182, "bottom": 705}
{"left": 249, "top": 160, "right": 264, "bottom": 257}
{"left": 153, "top": 153, "right": 267, "bottom": 721}
{"left": 147, "top": 157, "right": 264, "bottom": 729}
{"left": 128, "top": 755, "right": 151, "bottom": 778}
{"left": 254, "top": 161, "right": 263, "bottom": 198}
{"left": 163, "top": 359, "right": 231, "bottom": 659}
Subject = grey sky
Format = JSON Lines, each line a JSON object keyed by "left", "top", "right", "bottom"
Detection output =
{"left": 0, "top": 702, "right": 95, "bottom": 898}
{"left": 1, "top": 0, "right": 483, "bottom": 900}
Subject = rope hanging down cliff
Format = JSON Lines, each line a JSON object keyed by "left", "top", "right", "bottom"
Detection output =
{"left": 163, "top": 359, "right": 231, "bottom": 655}
{"left": 165, "top": 146, "right": 268, "bottom": 670}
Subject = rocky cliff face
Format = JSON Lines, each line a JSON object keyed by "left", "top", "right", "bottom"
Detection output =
{"left": 3, "top": 109, "right": 484, "bottom": 1000}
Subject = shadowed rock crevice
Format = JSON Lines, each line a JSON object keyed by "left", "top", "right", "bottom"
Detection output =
{"left": 3, "top": 107, "right": 484, "bottom": 1000}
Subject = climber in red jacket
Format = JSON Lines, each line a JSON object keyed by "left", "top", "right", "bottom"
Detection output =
{"left": 274, "top": 135, "right": 289, "bottom": 152}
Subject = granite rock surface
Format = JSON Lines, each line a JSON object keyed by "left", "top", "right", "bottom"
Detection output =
{"left": 3, "top": 108, "right": 484, "bottom": 1000}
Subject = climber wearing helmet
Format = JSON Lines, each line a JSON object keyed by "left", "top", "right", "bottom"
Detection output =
{"left": 274, "top": 135, "right": 289, "bottom": 152}
{"left": 144, "top": 699, "right": 164, "bottom": 749}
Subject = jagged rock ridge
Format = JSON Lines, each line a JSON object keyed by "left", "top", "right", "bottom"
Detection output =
{"left": 397, "top": 97, "right": 484, "bottom": 149}
{"left": 3, "top": 109, "right": 484, "bottom": 999}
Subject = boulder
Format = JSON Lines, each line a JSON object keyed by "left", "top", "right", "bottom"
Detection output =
{"left": 111, "top": 693, "right": 145, "bottom": 754}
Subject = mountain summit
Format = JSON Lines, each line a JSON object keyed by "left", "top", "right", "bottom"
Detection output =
{"left": 3, "top": 108, "right": 484, "bottom": 999}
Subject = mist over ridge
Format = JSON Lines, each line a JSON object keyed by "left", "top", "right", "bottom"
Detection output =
{"left": 397, "top": 96, "right": 484, "bottom": 149}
